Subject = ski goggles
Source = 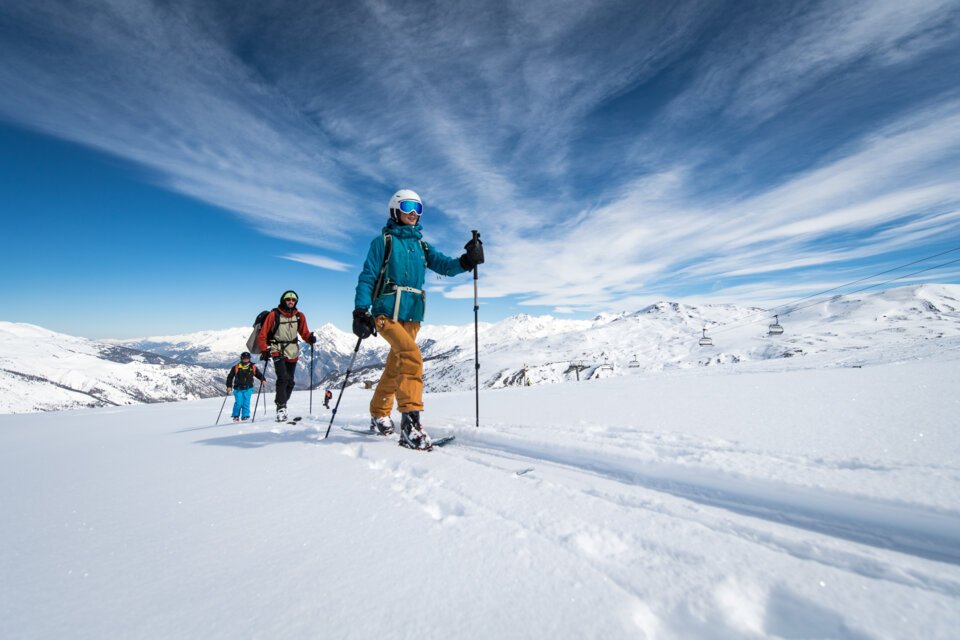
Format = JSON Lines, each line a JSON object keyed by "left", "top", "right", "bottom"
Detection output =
{"left": 397, "top": 200, "right": 422, "bottom": 216}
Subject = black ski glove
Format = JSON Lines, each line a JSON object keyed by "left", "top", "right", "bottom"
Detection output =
{"left": 352, "top": 308, "right": 376, "bottom": 340}
{"left": 459, "top": 236, "right": 485, "bottom": 270}
{"left": 308, "top": 333, "right": 318, "bottom": 345}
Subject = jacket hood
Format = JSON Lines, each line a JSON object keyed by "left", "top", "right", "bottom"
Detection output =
{"left": 279, "top": 290, "right": 299, "bottom": 308}
{"left": 382, "top": 219, "right": 423, "bottom": 239}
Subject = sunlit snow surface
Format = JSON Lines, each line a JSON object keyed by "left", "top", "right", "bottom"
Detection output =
{"left": 2, "top": 342, "right": 959, "bottom": 638}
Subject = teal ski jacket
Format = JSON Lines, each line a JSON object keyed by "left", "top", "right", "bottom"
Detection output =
{"left": 354, "top": 220, "right": 466, "bottom": 322}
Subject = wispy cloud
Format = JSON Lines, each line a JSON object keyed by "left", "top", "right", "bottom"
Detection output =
{"left": 437, "top": 98, "right": 960, "bottom": 311}
{"left": 0, "top": 0, "right": 714, "bottom": 244}
{"left": 280, "top": 253, "right": 351, "bottom": 271}
{"left": 666, "top": 0, "right": 960, "bottom": 123}
{"left": 2, "top": 0, "right": 959, "bottom": 315}
{"left": 0, "top": 1, "right": 358, "bottom": 248}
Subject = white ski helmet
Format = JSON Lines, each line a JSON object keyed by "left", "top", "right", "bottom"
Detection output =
{"left": 388, "top": 189, "right": 422, "bottom": 223}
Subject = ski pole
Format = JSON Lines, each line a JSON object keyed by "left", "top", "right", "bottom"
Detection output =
{"left": 252, "top": 357, "right": 271, "bottom": 423}
{"left": 252, "top": 379, "right": 263, "bottom": 422}
{"left": 309, "top": 342, "right": 315, "bottom": 415}
{"left": 215, "top": 390, "right": 229, "bottom": 425}
{"left": 324, "top": 337, "right": 363, "bottom": 439}
{"left": 472, "top": 229, "right": 480, "bottom": 428}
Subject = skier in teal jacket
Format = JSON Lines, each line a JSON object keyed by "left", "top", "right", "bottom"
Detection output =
{"left": 353, "top": 189, "right": 484, "bottom": 449}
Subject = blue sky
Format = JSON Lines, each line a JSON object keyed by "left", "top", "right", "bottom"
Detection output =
{"left": 2, "top": 0, "right": 960, "bottom": 339}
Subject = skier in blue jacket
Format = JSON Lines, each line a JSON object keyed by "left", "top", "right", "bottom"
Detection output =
{"left": 353, "top": 189, "right": 484, "bottom": 449}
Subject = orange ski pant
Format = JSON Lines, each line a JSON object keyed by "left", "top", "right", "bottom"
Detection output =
{"left": 370, "top": 316, "right": 423, "bottom": 416}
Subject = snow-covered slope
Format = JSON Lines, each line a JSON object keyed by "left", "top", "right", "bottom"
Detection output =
{"left": 1, "top": 345, "right": 958, "bottom": 638}
{"left": 0, "top": 322, "right": 223, "bottom": 413}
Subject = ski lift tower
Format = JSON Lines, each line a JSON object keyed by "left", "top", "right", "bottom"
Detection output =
{"left": 573, "top": 360, "right": 587, "bottom": 381}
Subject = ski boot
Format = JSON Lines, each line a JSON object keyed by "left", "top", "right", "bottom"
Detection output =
{"left": 232, "top": 417, "right": 240, "bottom": 423}
{"left": 399, "top": 411, "right": 432, "bottom": 450}
{"left": 276, "top": 406, "right": 288, "bottom": 422}
{"left": 370, "top": 415, "right": 395, "bottom": 435}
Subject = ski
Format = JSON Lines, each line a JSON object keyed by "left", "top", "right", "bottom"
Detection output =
{"left": 341, "top": 426, "right": 380, "bottom": 435}
{"left": 431, "top": 435, "right": 455, "bottom": 448}
{"left": 399, "top": 435, "right": 455, "bottom": 451}
{"left": 339, "top": 426, "right": 455, "bottom": 450}
{"left": 287, "top": 416, "right": 302, "bottom": 425}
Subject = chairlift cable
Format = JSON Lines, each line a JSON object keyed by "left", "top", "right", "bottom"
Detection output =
{"left": 767, "top": 255, "right": 960, "bottom": 319}
{"left": 708, "top": 245, "right": 960, "bottom": 336}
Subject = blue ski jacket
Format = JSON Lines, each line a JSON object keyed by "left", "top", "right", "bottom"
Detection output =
{"left": 354, "top": 220, "right": 465, "bottom": 322}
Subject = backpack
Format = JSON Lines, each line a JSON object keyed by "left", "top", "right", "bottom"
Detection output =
{"left": 245, "top": 308, "right": 302, "bottom": 353}
{"left": 373, "top": 233, "right": 430, "bottom": 299}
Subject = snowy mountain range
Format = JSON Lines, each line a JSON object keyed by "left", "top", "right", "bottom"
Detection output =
{"left": 4, "top": 284, "right": 959, "bottom": 414}
{"left": 0, "top": 322, "right": 223, "bottom": 414}
{"left": 111, "top": 282, "right": 960, "bottom": 388}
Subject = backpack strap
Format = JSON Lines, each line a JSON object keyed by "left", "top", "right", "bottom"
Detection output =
{"left": 267, "top": 308, "right": 281, "bottom": 343}
{"left": 270, "top": 308, "right": 302, "bottom": 346}
{"left": 420, "top": 240, "right": 429, "bottom": 267}
{"left": 372, "top": 233, "right": 393, "bottom": 299}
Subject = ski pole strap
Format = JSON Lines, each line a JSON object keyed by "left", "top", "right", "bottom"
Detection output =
{"left": 389, "top": 285, "right": 425, "bottom": 321}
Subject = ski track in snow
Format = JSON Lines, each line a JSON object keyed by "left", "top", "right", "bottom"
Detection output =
{"left": 421, "top": 427, "right": 960, "bottom": 567}
{"left": 324, "top": 423, "right": 957, "bottom": 637}
{"left": 473, "top": 447, "right": 960, "bottom": 596}
{"left": 335, "top": 422, "right": 960, "bottom": 573}
{"left": 326, "top": 430, "right": 668, "bottom": 631}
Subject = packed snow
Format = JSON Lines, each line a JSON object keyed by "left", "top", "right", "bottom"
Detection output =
{"left": 2, "top": 342, "right": 959, "bottom": 638}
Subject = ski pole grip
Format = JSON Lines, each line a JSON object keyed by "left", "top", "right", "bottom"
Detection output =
{"left": 471, "top": 230, "right": 480, "bottom": 278}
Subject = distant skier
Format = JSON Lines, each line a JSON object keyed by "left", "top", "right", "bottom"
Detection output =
{"left": 225, "top": 352, "right": 266, "bottom": 422}
{"left": 352, "top": 189, "right": 483, "bottom": 449}
{"left": 256, "top": 290, "right": 317, "bottom": 422}
{"left": 323, "top": 389, "right": 332, "bottom": 409}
